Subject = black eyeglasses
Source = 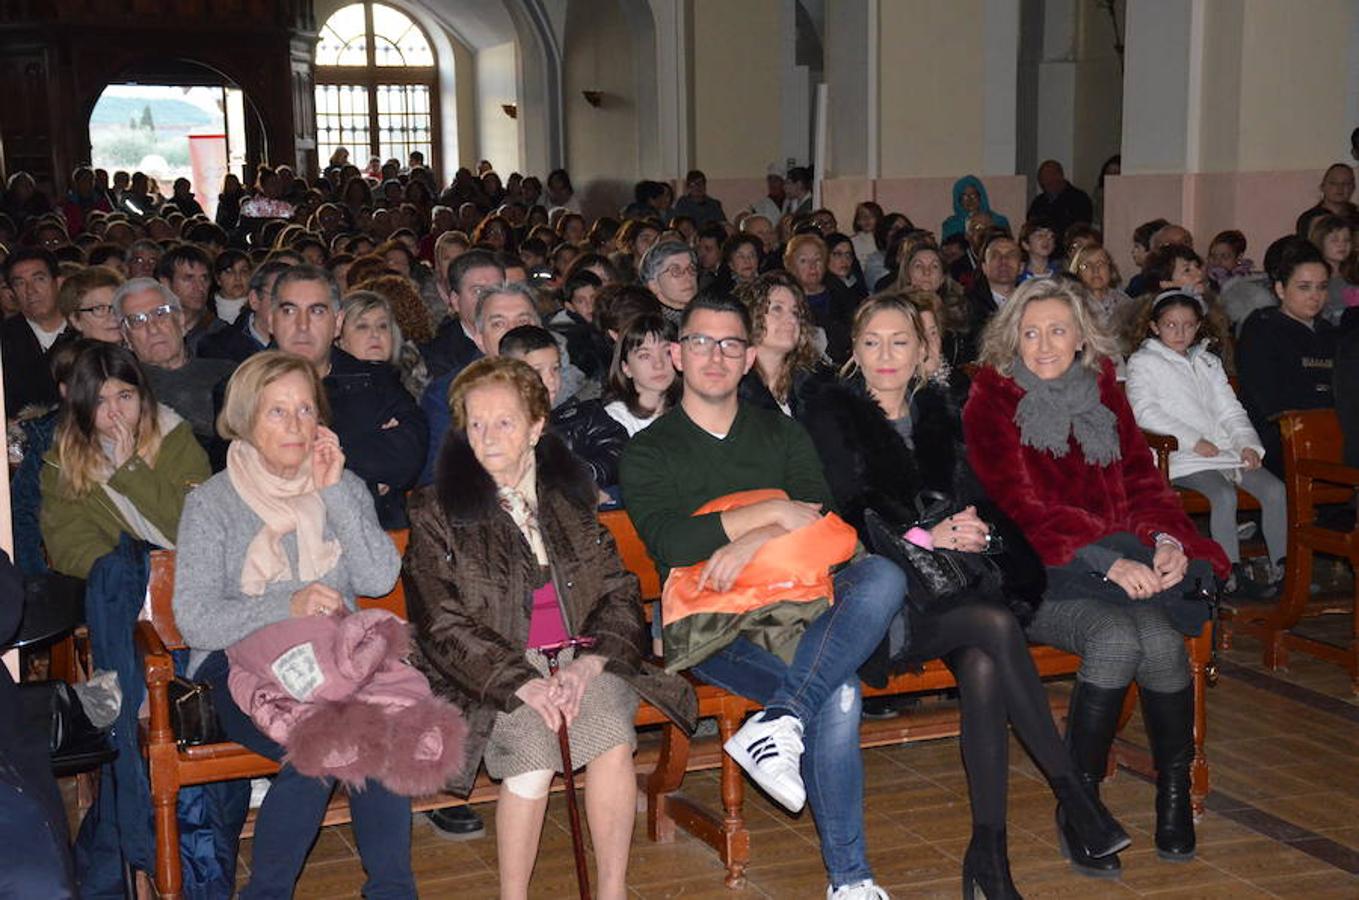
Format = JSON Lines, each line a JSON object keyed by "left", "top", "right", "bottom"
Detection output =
{"left": 678, "top": 333, "right": 749, "bottom": 358}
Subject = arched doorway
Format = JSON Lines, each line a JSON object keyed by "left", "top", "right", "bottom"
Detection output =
{"left": 87, "top": 60, "right": 268, "bottom": 219}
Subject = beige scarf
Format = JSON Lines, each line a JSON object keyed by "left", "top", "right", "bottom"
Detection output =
{"left": 497, "top": 459, "right": 548, "bottom": 566}
{"left": 227, "top": 440, "right": 342, "bottom": 596}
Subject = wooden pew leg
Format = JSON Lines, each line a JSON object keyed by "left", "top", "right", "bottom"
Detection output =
{"left": 1189, "top": 639, "right": 1210, "bottom": 820}
{"left": 1265, "top": 544, "right": 1316, "bottom": 671}
{"left": 152, "top": 786, "right": 183, "bottom": 899}
{"left": 716, "top": 711, "right": 749, "bottom": 888}
{"left": 646, "top": 722, "right": 690, "bottom": 843}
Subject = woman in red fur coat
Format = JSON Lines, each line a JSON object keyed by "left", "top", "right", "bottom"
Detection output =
{"left": 963, "top": 278, "right": 1228, "bottom": 880}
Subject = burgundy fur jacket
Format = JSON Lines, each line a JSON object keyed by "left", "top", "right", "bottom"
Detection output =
{"left": 963, "top": 359, "right": 1229, "bottom": 578}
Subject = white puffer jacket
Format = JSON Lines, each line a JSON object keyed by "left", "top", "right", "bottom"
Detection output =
{"left": 1126, "top": 338, "right": 1263, "bottom": 480}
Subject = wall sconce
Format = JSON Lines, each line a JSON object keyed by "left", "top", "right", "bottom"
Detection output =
{"left": 581, "top": 90, "right": 603, "bottom": 108}
{"left": 501, "top": 103, "right": 517, "bottom": 119}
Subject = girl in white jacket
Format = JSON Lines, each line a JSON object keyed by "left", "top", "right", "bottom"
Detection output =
{"left": 1126, "top": 291, "right": 1285, "bottom": 599}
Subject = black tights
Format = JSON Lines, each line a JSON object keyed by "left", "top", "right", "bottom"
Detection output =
{"left": 910, "top": 600, "right": 1075, "bottom": 827}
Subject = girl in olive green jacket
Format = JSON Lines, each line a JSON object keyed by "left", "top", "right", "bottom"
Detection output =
{"left": 39, "top": 343, "right": 210, "bottom": 579}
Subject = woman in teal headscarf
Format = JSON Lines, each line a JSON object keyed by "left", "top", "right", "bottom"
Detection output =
{"left": 942, "top": 175, "right": 1010, "bottom": 239}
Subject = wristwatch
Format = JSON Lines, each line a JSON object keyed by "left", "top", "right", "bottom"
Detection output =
{"left": 1151, "top": 532, "right": 1183, "bottom": 552}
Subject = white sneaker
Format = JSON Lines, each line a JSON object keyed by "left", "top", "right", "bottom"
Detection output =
{"left": 827, "top": 879, "right": 890, "bottom": 899}
{"left": 723, "top": 710, "right": 806, "bottom": 812}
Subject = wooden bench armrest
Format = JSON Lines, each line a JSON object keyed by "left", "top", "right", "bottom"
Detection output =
{"left": 136, "top": 620, "right": 177, "bottom": 748}
{"left": 1142, "top": 430, "right": 1179, "bottom": 453}
{"left": 1141, "top": 430, "right": 1178, "bottom": 480}
{"left": 1294, "top": 459, "right": 1359, "bottom": 488}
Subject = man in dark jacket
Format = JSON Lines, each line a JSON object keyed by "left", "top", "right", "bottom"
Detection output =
{"left": 1295, "top": 162, "right": 1359, "bottom": 236}
{"left": 1026, "top": 160, "right": 1093, "bottom": 239}
{"left": 958, "top": 233, "right": 1022, "bottom": 364}
{"left": 420, "top": 249, "right": 504, "bottom": 379}
{"left": 270, "top": 265, "right": 428, "bottom": 529}
{"left": 156, "top": 243, "right": 226, "bottom": 357}
{"left": 1, "top": 248, "right": 72, "bottom": 414}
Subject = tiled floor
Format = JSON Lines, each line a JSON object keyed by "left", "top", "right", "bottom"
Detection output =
{"left": 218, "top": 621, "right": 1359, "bottom": 899}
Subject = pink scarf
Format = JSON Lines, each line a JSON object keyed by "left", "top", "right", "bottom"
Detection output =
{"left": 226, "top": 440, "right": 342, "bottom": 596}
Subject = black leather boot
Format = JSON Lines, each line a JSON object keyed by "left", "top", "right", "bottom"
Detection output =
{"left": 962, "top": 825, "right": 1022, "bottom": 899}
{"left": 1141, "top": 684, "right": 1197, "bottom": 861}
{"left": 1055, "top": 679, "right": 1130, "bottom": 877}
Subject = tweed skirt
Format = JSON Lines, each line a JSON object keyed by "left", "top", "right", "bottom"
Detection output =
{"left": 483, "top": 647, "right": 640, "bottom": 779}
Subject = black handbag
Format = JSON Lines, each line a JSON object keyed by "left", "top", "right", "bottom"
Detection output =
{"left": 167, "top": 676, "right": 225, "bottom": 747}
{"left": 863, "top": 491, "right": 1005, "bottom": 615}
{"left": 17, "top": 679, "right": 104, "bottom": 756}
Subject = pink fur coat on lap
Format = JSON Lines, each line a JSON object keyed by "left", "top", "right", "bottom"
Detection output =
{"left": 226, "top": 607, "right": 467, "bottom": 796}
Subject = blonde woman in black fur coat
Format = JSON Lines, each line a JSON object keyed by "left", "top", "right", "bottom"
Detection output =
{"left": 797, "top": 291, "right": 1128, "bottom": 899}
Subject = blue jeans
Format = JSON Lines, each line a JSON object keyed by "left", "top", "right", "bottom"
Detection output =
{"left": 198, "top": 651, "right": 417, "bottom": 900}
{"left": 691, "top": 554, "right": 906, "bottom": 888}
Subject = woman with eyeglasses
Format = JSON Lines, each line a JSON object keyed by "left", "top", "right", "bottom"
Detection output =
{"left": 57, "top": 265, "right": 124, "bottom": 344}
{"left": 825, "top": 232, "right": 868, "bottom": 302}
{"left": 1126, "top": 291, "right": 1284, "bottom": 599}
{"left": 39, "top": 341, "right": 209, "bottom": 578}
{"left": 1068, "top": 245, "right": 1130, "bottom": 334}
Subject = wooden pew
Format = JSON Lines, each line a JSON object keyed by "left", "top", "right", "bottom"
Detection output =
{"left": 1143, "top": 430, "right": 1262, "bottom": 516}
{"left": 139, "top": 512, "right": 1216, "bottom": 895}
{"left": 1222, "top": 409, "right": 1359, "bottom": 692}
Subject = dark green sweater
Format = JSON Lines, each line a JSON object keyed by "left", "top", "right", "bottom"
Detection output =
{"left": 620, "top": 402, "right": 835, "bottom": 579}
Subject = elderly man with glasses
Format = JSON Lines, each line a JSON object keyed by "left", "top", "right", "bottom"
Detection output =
{"left": 115, "top": 277, "right": 234, "bottom": 447}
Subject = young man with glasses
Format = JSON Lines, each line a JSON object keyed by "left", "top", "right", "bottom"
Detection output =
{"left": 114, "top": 277, "right": 233, "bottom": 445}
{"left": 620, "top": 293, "right": 905, "bottom": 900}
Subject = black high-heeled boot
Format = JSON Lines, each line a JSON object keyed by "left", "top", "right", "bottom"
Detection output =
{"left": 1055, "top": 679, "right": 1131, "bottom": 877}
{"left": 962, "top": 825, "right": 1021, "bottom": 900}
{"left": 1141, "top": 684, "right": 1197, "bottom": 861}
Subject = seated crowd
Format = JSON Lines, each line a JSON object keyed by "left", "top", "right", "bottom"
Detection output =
{"left": 6, "top": 151, "right": 1359, "bottom": 900}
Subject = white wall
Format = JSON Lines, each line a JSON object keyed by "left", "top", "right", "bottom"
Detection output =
{"left": 563, "top": 0, "right": 641, "bottom": 216}
{"left": 476, "top": 41, "right": 520, "bottom": 171}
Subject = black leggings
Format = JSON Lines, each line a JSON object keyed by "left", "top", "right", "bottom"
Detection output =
{"left": 911, "top": 600, "right": 1074, "bottom": 827}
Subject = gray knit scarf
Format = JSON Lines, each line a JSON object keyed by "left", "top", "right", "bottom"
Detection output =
{"left": 1011, "top": 359, "right": 1121, "bottom": 466}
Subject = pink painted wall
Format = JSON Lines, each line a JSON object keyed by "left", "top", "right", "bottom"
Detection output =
{"left": 1103, "top": 170, "right": 1323, "bottom": 277}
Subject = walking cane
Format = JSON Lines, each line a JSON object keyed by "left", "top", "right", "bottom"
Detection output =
{"left": 537, "top": 635, "right": 599, "bottom": 900}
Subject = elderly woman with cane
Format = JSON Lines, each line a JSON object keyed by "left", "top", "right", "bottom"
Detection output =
{"left": 404, "top": 356, "right": 696, "bottom": 900}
